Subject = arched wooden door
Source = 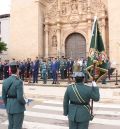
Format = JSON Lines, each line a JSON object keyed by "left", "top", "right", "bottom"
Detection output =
{"left": 65, "top": 33, "right": 86, "bottom": 59}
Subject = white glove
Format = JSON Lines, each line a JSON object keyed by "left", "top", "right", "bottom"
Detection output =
{"left": 92, "top": 81, "right": 97, "bottom": 87}
{"left": 25, "top": 98, "right": 29, "bottom": 105}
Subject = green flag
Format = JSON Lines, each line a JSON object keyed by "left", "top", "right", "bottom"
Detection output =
{"left": 86, "top": 17, "right": 108, "bottom": 82}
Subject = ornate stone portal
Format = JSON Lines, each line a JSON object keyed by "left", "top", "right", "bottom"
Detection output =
{"left": 43, "top": 0, "right": 108, "bottom": 58}
{"left": 44, "top": 0, "right": 108, "bottom": 58}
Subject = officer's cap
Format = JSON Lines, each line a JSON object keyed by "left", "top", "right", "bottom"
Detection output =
{"left": 9, "top": 62, "right": 17, "bottom": 66}
{"left": 9, "top": 62, "right": 18, "bottom": 68}
{"left": 74, "top": 72, "right": 85, "bottom": 78}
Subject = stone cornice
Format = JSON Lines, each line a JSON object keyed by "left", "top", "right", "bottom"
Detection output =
{"left": 35, "top": 0, "right": 47, "bottom": 6}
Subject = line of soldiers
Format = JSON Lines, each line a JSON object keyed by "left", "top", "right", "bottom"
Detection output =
{"left": 0, "top": 57, "right": 90, "bottom": 84}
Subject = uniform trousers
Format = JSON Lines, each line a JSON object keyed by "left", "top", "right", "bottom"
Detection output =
{"left": 8, "top": 112, "right": 24, "bottom": 129}
{"left": 69, "top": 120, "right": 89, "bottom": 129}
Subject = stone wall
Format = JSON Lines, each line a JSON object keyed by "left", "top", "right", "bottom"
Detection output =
{"left": 108, "top": 0, "right": 120, "bottom": 69}
{"left": 9, "top": 0, "right": 44, "bottom": 60}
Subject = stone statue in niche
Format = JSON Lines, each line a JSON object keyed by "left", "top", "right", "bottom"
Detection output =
{"left": 52, "top": 35, "right": 57, "bottom": 47}
{"left": 71, "top": 3, "right": 78, "bottom": 14}
{"left": 62, "top": 5, "right": 67, "bottom": 15}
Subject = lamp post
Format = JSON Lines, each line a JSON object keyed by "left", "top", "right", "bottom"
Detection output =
{"left": 115, "top": 69, "right": 118, "bottom": 85}
{"left": 115, "top": 63, "right": 119, "bottom": 85}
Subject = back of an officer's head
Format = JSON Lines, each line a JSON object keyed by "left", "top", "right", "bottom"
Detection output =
{"left": 74, "top": 72, "right": 85, "bottom": 83}
{"left": 10, "top": 66, "right": 17, "bottom": 74}
{"left": 10, "top": 62, "right": 18, "bottom": 74}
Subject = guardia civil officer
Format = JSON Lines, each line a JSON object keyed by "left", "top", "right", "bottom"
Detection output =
{"left": 63, "top": 72, "right": 100, "bottom": 129}
{"left": 41, "top": 59, "right": 47, "bottom": 84}
{"left": 2, "top": 62, "right": 26, "bottom": 129}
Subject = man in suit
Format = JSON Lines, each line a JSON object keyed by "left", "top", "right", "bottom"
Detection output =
{"left": 63, "top": 72, "right": 100, "bottom": 129}
{"left": 2, "top": 62, "right": 26, "bottom": 129}
{"left": 19, "top": 61, "right": 26, "bottom": 81}
{"left": 33, "top": 57, "right": 39, "bottom": 83}
{"left": 66, "top": 58, "right": 74, "bottom": 81}
{"left": 51, "top": 57, "right": 58, "bottom": 84}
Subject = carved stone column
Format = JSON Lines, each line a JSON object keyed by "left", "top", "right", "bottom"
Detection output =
{"left": 86, "top": 0, "right": 92, "bottom": 57}
{"left": 57, "top": 23, "right": 61, "bottom": 57}
{"left": 87, "top": 5, "right": 92, "bottom": 56}
{"left": 44, "top": 23, "right": 49, "bottom": 58}
{"left": 56, "top": 10, "right": 61, "bottom": 57}
{"left": 87, "top": 20, "right": 92, "bottom": 57}
{"left": 35, "top": 0, "right": 45, "bottom": 58}
{"left": 58, "top": 0, "right": 61, "bottom": 10}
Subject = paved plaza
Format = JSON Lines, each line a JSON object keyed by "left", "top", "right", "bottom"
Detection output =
{"left": 0, "top": 82, "right": 120, "bottom": 129}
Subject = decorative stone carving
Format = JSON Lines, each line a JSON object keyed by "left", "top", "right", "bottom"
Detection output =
{"left": 46, "top": 0, "right": 106, "bottom": 22}
{"left": 49, "top": 28, "right": 57, "bottom": 48}
{"left": 45, "top": 0, "right": 107, "bottom": 57}
{"left": 61, "top": 4, "right": 67, "bottom": 15}
{"left": 68, "top": 14, "right": 80, "bottom": 28}
{"left": 47, "top": 0, "right": 55, "bottom": 3}
{"left": 52, "top": 35, "right": 57, "bottom": 47}
{"left": 71, "top": 3, "right": 78, "bottom": 14}
{"left": 47, "top": 0, "right": 57, "bottom": 18}
{"left": 90, "top": 0, "right": 106, "bottom": 15}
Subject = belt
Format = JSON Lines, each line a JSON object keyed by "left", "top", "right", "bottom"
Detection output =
{"left": 7, "top": 96, "right": 17, "bottom": 99}
{"left": 70, "top": 101, "right": 89, "bottom": 105}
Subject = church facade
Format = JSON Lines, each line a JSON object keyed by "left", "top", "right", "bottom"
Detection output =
{"left": 9, "top": 0, "right": 120, "bottom": 67}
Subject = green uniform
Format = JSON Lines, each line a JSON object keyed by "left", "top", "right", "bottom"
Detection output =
{"left": 2, "top": 75, "right": 26, "bottom": 129}
{"left": 63, "top": 83, "right": 100, "bottom": 129}
{"left": 47, "top": 60, "right": 52, "bottom": 79}
{"left": 60, "top": 59, "right": 65, "bottom": 79}
{"left": 41, "top": 62, "right": 47, "bottom": 84}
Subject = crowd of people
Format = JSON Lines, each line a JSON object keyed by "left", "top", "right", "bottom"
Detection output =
{"left": 0, "top": 56, "right": 90, "bottom": 84}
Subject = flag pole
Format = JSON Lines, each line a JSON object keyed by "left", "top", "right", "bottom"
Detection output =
{"left": 91, "top": 61, "right": 97, "bottom": 117}
{"left": 90, "top": 16, "right": 97, "bottom": 118}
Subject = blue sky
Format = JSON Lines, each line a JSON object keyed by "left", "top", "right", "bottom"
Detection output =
{"left": 0, "top": 0, "right": 11, "bottom": 15}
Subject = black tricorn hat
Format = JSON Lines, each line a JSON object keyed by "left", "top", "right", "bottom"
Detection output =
{"left": 9, "top": 62, "right": 19, "bottom": 68}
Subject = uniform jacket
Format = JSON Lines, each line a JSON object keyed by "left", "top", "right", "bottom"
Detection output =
{"left": 2, "top": 75, "right": 26, "bottom": 114}
{"left": 41, "top": 62, "right": 47, "bottom": 74}
{"left": 67, "top": 60, "right": 73, "bottom": 68}
{"left": 63, "top": 83, "right": 100, "bottom": 122}
{"left": 51, "top": 61, "right": 58, "bottom": 72}
{"left": 33, "top": 60, "right": 39, "bottom": 73}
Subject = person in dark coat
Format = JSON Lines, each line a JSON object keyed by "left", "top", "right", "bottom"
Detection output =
{"left": 3, "top": 60, "right": 9, "bottom": 79}
{"left": 33, "top": 57, "right": 39, "bottom": 83}
{"left": 51, "top": 57, "right": 58, "bottom": 84}
{"left": 19, "top": 62, "right": 25, "bottom": 81}
{"left": 0, "top": 61, "right": 4, "bottom": 80}
{"left": 63, "top": 72, "right": 100, "bottom": 129}
{"left": 66, "top": 58, "right": 74, "bottom": 80}
{"left": 2, "top": 62, "right": 26, "bottom": 129}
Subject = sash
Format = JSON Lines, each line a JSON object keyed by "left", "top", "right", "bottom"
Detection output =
{"left": 72, "top": 84, "right": 94, "bottom": 120}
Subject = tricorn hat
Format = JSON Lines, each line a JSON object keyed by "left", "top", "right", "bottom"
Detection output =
{"left": 9, "top": 62, "right": 19, "bottom": 68}
{"left": 9, "top": 62, "right": 17, "bottom": 66}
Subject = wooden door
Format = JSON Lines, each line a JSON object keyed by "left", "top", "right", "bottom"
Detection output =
{"left": 65, "top": 33, "right": 86, "bottom": 59}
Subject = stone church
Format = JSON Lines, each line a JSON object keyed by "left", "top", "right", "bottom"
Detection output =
{"left": 9, "top": 0, "right": 120, "bottom": 67}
